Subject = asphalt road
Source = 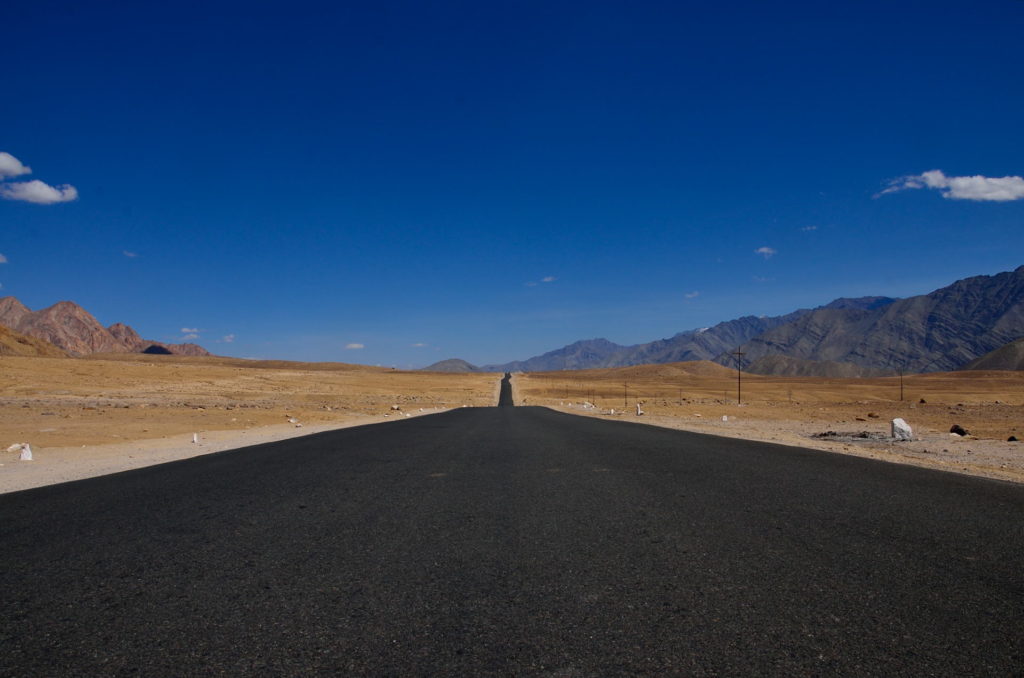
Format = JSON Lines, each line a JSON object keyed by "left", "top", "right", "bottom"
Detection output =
{"left": 1, "top": 403, "right": 1022, "bottom": 676}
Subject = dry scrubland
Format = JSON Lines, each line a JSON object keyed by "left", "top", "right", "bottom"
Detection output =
{"left": 515, "top": 362, "right": 1024, "bottom": 484}
{"left": 0, "top": 354, "right": 499, "bottom": 491}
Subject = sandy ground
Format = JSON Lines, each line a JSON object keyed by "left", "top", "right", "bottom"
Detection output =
{"left": 513, "top": 366, "right": 1024, "bottom": 485}
{"left": 1, "top": 354, "right": 500, "bottom": 493}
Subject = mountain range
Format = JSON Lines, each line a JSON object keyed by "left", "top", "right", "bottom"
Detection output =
{"left": 0, "top": 297, "right": 211, "bottom": 357}
{"left": 425, "top": 266, "right": 1024, "bottom": 375}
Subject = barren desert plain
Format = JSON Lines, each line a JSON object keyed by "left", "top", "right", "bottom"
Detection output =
{"left": 2, "top": 353, "right": 1023, "bottom": 492}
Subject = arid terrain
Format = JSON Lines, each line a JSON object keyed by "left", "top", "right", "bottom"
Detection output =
{"left": 0, "top": 354, "right": 500, "bottom": 492}
{"left": 514, "top": 362, "right": 1024, "bottom": 484}
{"left": 3, "top": 354, "right": 1023, "bottom": 492}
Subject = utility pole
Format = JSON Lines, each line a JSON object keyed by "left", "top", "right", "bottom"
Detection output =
{"left": 623, "top": 382, "right": 628, "bottom": 408}
{"left": 732, "top": 346, "right": 746, "bottom": 405}
{"left": 899, "top": 362, "right": 904, "bottom": 402}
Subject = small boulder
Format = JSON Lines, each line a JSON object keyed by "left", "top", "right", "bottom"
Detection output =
{"left": 950, "top": 424, "right": 969, "bottom": 437}
{"left": 6, "top": 443, "right": 34, "bottom": 461}
{"left": 1008, "top": 436, "right": 1018, "bottom": 442}
{"left": 919, "top": 398, "right": 927, "bottom": 404}
{"left": 891, "top": 418, "right": 913, "bottom": 441}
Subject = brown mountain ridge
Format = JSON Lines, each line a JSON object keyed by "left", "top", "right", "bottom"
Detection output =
{"left": 0, "top": 297, "right": 211, "bottom": 357}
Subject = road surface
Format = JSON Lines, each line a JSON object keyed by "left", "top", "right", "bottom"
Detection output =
{"left": 1, "top": 401, "right": 1022, "bottom": 675}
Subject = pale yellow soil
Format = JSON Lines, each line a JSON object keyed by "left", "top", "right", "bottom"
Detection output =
{"left": 513, "top": 366, "right": 1024, "bottom": 484}
{"left": 1, "top": 354, "right": 499, "bottom": 493}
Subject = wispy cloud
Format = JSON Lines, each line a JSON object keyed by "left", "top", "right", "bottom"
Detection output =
{"left": 878, "top": 169, "right": 1024, "bottom": 201}
{"left": 541, "top": 276, "right": 557, "bottom": 283}
{"left": 0, "top": 179, "right": 78, "bottom": 204}
{"left": 220, "top": 334, "right": 235, "bottom": 343}
{"left": 123, "top": 250, "right": 138, "bottom": 258}
{"left": 411, "top": 342, "right": 427, "bottom": 347}
{"left": 0, "top": 253, "right": 7, "bottom": 264}
{"left": 345, "top": 343, "right": 365, "bottom": 350}
{"left": 181, "top": 333, "right": 199, "bottom": 341}
{"left": 800, "top": 225, "right": 818, "bottom": 231}
{"left": 752, "top": 275, "right": 774, "bottom": 283}
{"left": 0, "top": 152, "right": 31, "bottom": 179}
{"left": 684, "top": 291, "right": 700, "bottom": 299}
{"left": 754, "top": 246, "right": 777, "bottom": 259}
{"left": 180, "top": 327, "right": 200, "bottom": 334}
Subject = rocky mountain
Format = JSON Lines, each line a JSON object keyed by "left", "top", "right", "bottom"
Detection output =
{"left": 745, "top": 354, "right": 893, "bottom": 378}
{"left": 482, "top": 297, "right": 894, "bottom": 373}
{"left": 482, "top": 338, "right": 630, "bottom": 373}
{"left": 467, "top": 266, "right": 1024, "bottom": 376}
{"left": 0, "top": 297, "right": 211, "bottom": 357}
{"left": 726, "top": 266, "right": 1024, "bottom": 373}
{"left": 422, "top": 358, "right": 483, "bottom": 373}
{"left": 959, "top": 337, "right": 1024, "bottom": 371}
{"left": 0, "top": 324, "right": 68, "bottom": 357}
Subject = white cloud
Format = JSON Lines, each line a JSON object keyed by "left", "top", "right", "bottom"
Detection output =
{"left": 684, "top": 291, "right": 700, "bottom": 299}
{"left": 541, "top": 276, "right": 557, "bottom": 283}
{"left": 0, "top": 179, "right": 78, "bottom": 204}
{"left": 123, "top": 250, "right": 138, "bottom": 258}
{"left": 345, "top": 343, "right": 365, "bottom": 350}
{"left": 221, "top": 334, "right": 235, "bottom": 343}
{"left": 754, "top": 246, "right": 777, "bottom": 259}
{"left": 0, "top": 253, "right": 7, "bottom": 264}
{"left": 0, "top": 152, "right": 31, "bottom": 179}
{"left": 879, "top": 169, "right": 1024, "bottom": 201}
{"left": 411, "top": 342, "right": 427, "bottom": 347}
{"left": 800, "top": 225, "right": 818, "bottom": 231}
{"left": 180, "top": 327, "right": 200, "bottom": 333}
{"left": 524, "top": 281, "right": 538, "bottom": 287}
{"left": 181, "top": 333, "right": 199, "bottom": 341}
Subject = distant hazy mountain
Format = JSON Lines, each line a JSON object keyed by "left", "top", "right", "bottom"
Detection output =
{"left": 726, "top": 266, "right": 1024, "bottom": 373}
{"left": 422, "top": 358, "right": 483, "bottom": 373}
{"left": 471, "top": 266, "right": 1024, "bottom": 376}
{"left": 482, "top": 297, "right": 894, "bottom": 373}
{"left": 482, "top": 338, "right": 630, "bottom": 373}
{"left": 745, "top": 355, "right": 893, "bottom": 378}
{"left": 0, "top": 296, "right": 211, "bottom": 357}
{"left": 959, "top": 337, "right": 1024, "bottom": 371}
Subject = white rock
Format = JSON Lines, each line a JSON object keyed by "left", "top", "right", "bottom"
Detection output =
{"left": 288, "top": 417, "right": 299, "bottom": 424}
{"left": 891, "top": 418, "right": 913, "bottom": 441}
{"left": 722, "top": 415, "right": 729, "bottom": 422}
{"left": 636, "top": 403, "right": 644, "bottom": 416}
{"left": 20, "top": 443, "right": 32, "bottom": 461}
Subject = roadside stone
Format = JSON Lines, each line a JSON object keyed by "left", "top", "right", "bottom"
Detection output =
{"left": 950, "top": 424, "right": 969, "bottom": 437}
{"left": 891, "top": 418, "right": 913, "bottom": 441}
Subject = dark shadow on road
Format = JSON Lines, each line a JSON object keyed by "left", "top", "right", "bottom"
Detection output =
{"left": 498, "top": 372, "right": 514, "bottom": 406}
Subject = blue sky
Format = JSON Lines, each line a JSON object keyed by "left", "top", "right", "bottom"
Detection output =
{"left": 2, "top": 1, "right": 1023, "bottom": 367}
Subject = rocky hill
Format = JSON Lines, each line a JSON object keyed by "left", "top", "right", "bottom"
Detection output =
{"left": 959, "top": 337, "right": 1024, "bottom": 371}
{"left": 0, "top": 324, "right": 68, "bottom": 357}
{"left": 0, "top": 297, "right": 211, "bottom": 357}
{"left": 422, "top": 358, "right": 482, "bottom": 373}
